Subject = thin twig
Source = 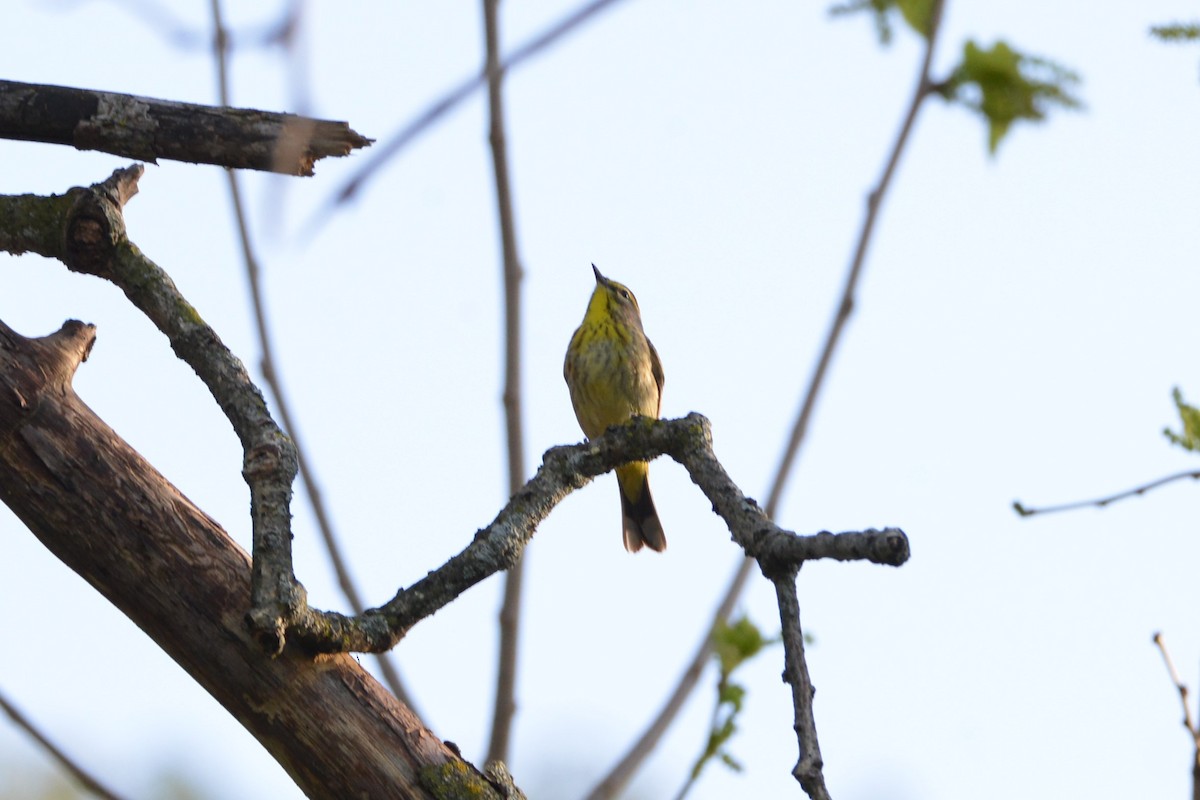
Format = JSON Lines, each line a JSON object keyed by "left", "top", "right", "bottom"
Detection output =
{"left": 1013, "top": 470, "right": 1200, "bottom": 518}
{"left": 0, "top": 689, "right": 127, "bottom": 800}
{"left": 1153, "top": 632, "right": 1199, "bottom": 738}
{"left": 328, "top": 0, "right": 629, "bottom": 209}
{"left": 670, "top": 674, "right": 725, "bottom": 800}
{"left": 1153, "top": 632, "right": 1200, "bottom": 800}
{"left": 585, "top": 2, "right": 947, "bottom": 796}
{"left": 584, "top": 570, "right": 747, "bottom": 800}
{"left": 481, "top": 0, "right": 530, "bottom": 766}
{"left": 208, "top": 0, "right": 415, "bottom": 709}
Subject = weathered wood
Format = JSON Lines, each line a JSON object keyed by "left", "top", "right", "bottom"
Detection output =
{"left": 0, "top": 318, "right": 495, "bottom": 799}
{"left": 0, "top": 80, "right": 372, "bottom": 176}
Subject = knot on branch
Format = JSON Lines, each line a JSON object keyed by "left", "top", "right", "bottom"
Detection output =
{"left": 246, "top": 574, "right": 309, "bottom": 656}
{"left": 63, "top": 164, "right": 143, "bottom": 275}
{"left": 245, "top": 606, "right": 289, "bottom": 657}
{"left": 26, "top": 320, "right": 97, "bottom": 390}
{"left": 242, "top": 432, "right": 299, "bottom": 484}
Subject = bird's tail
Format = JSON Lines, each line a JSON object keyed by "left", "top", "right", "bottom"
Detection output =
{"left": 616, "top": 463, "right": 666, "bottom": 553}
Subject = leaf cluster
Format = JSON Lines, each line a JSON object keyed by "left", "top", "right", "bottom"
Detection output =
{"left": 939, "top": 40, "right": 1082, "bottom": 153}
{"left": 830, "top": 1, "right": 1083, "bottom": 153}
{"left": 686, "top": 616, "right": 778, "bottom": 786}
{"left": 1164, "top": 388, "right": 1200, "bottom": 452}
{"left": 1150, "top": 23, "right": 1200, "bottom": 42}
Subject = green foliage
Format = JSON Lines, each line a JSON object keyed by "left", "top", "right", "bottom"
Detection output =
{"left": 1150, "top": 23, "right": 1200, "bottom": 42}
{"left": 681, "top": 616, "right": 778, "bottom": 794}
{"left": 832, "top": 3, "right": 1080, "bottom": 153}
{"left": 1164, "top": 388, "right": 1200, "bottom": 452}
{"left": 828, "top": 0, "right": 935, "bottom": 44}
{"left": 939, "top": 40, "right": 1082, "bottom": 153}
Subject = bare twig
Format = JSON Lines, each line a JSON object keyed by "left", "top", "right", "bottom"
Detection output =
{"left": 0, "top": 688, "right": 127, "bottom": 800}
{"left": 586, "top": 2, "right": 946, "bottom": 796}
{"left": 1013, "top": 470, "right": 1200, "bottom": 518}
{"left": 329, "top": 0, "right": 629, "bottom": 208}
{"left": 584, "top": 570, "right": 747, "bottom": 800}
{"left": 481, "top": 0, "right": 530, "bottom": 766}
{"left": 1152, "top": 632, "right": 1200, "bottom": 800}
{"left": 768, "top": 570, "right": 829, "bottom": 800}
{"left": 1153, "top": 632, "right": 1197, "bottom": 736}
{"left": 207, "top": 0, "right": 415, "bottom": 708}
{"left": 0, "top": 79, "right": 370, "bottom": 176}
{"left": 766, "top": 0, "right": 945, "bottom": 516}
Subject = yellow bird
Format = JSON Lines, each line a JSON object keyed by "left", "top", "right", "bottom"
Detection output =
{"left": 564, "top": 264, "right": 666, "bottom": 552}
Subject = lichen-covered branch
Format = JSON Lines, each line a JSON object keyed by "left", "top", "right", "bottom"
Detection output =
{"left": 769, "top": 569, "right": 830, "bottom": 800}
{"left": 2, "top": 165, "right": 303, "bottom": 653}
{"left": 290, "top": 413, "right": 909, "bottom": 653}
{"left": 4, "top": 167, "right": 911, "bottom": 800}
{"left": 0, "top": 79, "right": 371, "bottom": 175}
{"left": 0, "top": 319, "right": 487, "bottom": 798}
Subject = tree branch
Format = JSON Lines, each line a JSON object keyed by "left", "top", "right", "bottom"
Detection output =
{"left": 1153, "top": 632, "right": 1198, "bottom": 738}
{"left": 0, "top": 319, "right": 497, "bottom": 798}
{"left": 766, "top": 570, "right": 828, "bottom": 800}
{"left": 1013, "top": 470, "right": 1200, "bottom": 517}
{"left": 1, "top": 164, "right": 304, "bottom": 654}
{"left": 287, "top": 413, "right": 907, "bottom": 655}
{"left": 1152, "top": 632, "right": 1200, "bottom": 800}
{"left": 0, "top": 688, "right": 127, "bottom": 800}
{"left": 330, "top": 0, "right": 630, "bottom": 207}
{"left": 3, "top": 169, "right": 908, "bottom": 799}
{"left": 0, "top": 79, "right": 370, "bottom": 176}
{"left": 481, "top": 0, "right": 531, "bottom": 766}
{"left": 206, "top": 0, "right": 417, "bottom": 710}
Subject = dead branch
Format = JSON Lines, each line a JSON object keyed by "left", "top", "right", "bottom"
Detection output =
{"left": 0, "top": 79, "right": 370, "bottom": 175}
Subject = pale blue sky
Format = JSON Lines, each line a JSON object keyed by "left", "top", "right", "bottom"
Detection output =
{"left": 3, "top": 2, "right": 1200, "bottom": 798}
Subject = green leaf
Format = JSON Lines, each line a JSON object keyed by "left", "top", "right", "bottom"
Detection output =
{"left": 680, "top": 616, "right": 781, "bottom": 794}
{"left": 717, "top": 682, "right": 747, "bottom": 710}
{"left": 896, "top": 0, "right": 934, "bottom": 39}
{"left": 712, "top": 616, "right": 772, "bottom": 677}
{"left": 1150, "top": 23, "right": 1200, "bottom": 41}
{"left": 828, "top": 0, "right": 933, "bottom": 44}
{"left": 942, "top": 40, "right": 1082, "bottom": 153}
{"left": 1164, "top": 388, "right": 1200, "bottom": 452}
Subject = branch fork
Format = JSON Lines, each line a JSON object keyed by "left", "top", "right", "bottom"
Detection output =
{"left": 4, "top": 165, "right": 912, "bottom": 799}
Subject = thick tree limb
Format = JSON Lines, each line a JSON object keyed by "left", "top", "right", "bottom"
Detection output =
{"left": 1, "top": 164, "right": 304, "bottom": 654}
{"left": 0, "top": 319, "right": 508, "bottom": 799}
{"left": 0, "top": 79, "right": 371, "bottom": 175}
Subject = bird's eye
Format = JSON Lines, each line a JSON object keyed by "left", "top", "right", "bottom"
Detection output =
{"left": 618, "top": 288, "right": 631, "bottom": 301}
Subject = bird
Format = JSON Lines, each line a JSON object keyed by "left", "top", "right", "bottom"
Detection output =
{"left": 564, "top": 264, "right": 666, "bottom": 552}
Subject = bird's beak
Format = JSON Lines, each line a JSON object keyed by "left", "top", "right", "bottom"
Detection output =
{"left": 591, "top": 263, "right": 605, "bottom": 285}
